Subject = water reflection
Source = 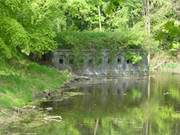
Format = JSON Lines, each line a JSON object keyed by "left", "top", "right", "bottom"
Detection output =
{"left": 42, "top": 78, "right": 148, "bottom": 117}
{"left": 2, "top": 74, "right": 180, "bottom": 135}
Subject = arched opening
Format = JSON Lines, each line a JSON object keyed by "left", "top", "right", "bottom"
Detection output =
{"left": 59, "top": 58, "right": 64, "bottom": 64}
{"left": 127, "top": 59, "right": 131, "bottom": 64}
{"left": 107, "top": 58, "right": 111, "bottom": 64}
{"left": 88, "top": 58, "right": 93, "bottom": 64}
{"left": 117, "top": 57, "right": 121, "bottom": 63}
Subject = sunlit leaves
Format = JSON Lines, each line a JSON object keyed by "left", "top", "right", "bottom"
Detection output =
{"left": 0, "top": 17, "right": 30, "bottom": 56}
{"left": 156, "top": 21, "right": 180, "bottom": 55}
{"left": 30, "top": 33, "right": 57, "bottom": 54}
{"left": 0, "top": 0, "right": 63, "bottom": 58}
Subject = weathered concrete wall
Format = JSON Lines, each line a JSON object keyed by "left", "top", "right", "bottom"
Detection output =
{"left": 52, "top": 49, "right": 148, "bottom": 76}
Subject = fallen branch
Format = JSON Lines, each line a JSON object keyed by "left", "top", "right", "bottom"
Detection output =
{"left": 152, "top": 61, "right": 166, "bottom": 71}
{"left": 44, "top": 115, "right": 62, "bottom": 122}
{"left": 0, "top": 110, "right": 8, "bottom": 115}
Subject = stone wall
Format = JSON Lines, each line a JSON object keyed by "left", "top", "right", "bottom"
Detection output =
{"left": 52, "top": 49, "right": 148, "bottom": 76}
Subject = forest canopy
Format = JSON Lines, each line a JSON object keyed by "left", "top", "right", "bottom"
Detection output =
{"left": 0, "top": 0, "right": 179, "bottom": 60}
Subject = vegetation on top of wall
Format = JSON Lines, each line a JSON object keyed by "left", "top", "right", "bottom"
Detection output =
{"left": 124, "top": 51, "right": 143, "bottom": 64}
{"left": 56, "top": 31, "right": 146, "bottom": 66}
{"left": 56, "top": 31, "right": 144, "bottom": 50}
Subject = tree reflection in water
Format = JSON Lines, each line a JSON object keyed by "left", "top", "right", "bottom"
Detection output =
{"left": 2, "top": 74, "right": 180, "bottom": 135}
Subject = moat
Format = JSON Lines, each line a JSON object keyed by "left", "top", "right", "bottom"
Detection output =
{"left": 1, "top": 73, "right": 180, "bottom": 135}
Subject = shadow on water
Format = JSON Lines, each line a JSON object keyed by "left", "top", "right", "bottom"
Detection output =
{"left": 1, "top": 73, "right": 180, "bottom": 135}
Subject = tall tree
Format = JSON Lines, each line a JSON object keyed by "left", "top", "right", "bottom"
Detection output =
{"left": 142, "top": 0, "right": 151, "bottom": 65}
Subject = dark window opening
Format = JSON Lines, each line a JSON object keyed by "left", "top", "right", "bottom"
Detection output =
{"left": 88, "top": 59, "right": 93, "bottom": 64}
{"left": 127, "top": 59, "right": 131, "bottom": 64}
{"left": 108, "top": 58, "right": 111, "bottom": 64}
{"left": 117, "top": 57, "right": 121, "bottom": 63}
{"left": 59, "top": 58, "right": 64, "bottom": 64}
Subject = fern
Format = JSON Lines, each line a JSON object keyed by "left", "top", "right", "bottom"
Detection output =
{"left": 0, "top": 37, "right": 12, "bottom": 58}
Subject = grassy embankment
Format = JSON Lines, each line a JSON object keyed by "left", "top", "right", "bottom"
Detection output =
{"left": 157, "top": 63, "right": 180, "bottom": 73}
{"left": 150, "top": 52, "right": 180, "bottom": 74}
{"left": 0, "top": 58, "right": 70, "bottom": 108}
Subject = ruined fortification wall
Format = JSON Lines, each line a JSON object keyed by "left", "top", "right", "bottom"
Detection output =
{"left": 52, "top": 49, "right": 148, "bottom": 76}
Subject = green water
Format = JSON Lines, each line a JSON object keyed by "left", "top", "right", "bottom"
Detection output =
{"left": 1, "top": 74, "right": 180, "bottom": 135}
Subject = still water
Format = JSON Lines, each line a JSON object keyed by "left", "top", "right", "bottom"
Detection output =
{"left": 2, "top": 74, "right": 180, "bottom": 135}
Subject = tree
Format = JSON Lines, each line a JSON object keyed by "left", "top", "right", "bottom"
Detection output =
{"left": 0, "top": 0, "right": 66, "bottom": 59}
{"left": 142, "top": 0, "right": 151, "bottom": 65}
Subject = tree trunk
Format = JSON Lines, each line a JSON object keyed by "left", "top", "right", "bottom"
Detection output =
{"left": 142, "top": 0, "right": 151, "bottom": 66}
{"left": 93, "top": 118, "right": 99, "bottom": 135}
{"left": 98, "top": 5, "right": 102, "bottom": 31}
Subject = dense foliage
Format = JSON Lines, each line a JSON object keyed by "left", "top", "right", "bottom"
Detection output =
{"left": 0, "top": 0, "right": 179, "bottom": 60}
{"left": 156, "top": 21, "right": 180, "bottom": 55}
{"left": 0, "top": 0, "right": 63, "bottom": 59}
{"left": 57, "top": 31, "right": 144, "bottom": 49}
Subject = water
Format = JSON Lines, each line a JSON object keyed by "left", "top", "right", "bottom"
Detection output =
{"left": 1, "top": 74, "right": 180, "bottom": 135}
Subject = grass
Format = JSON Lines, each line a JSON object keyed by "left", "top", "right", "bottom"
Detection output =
{"left": 159, "top": 63, "right": 180, "bottom": 73}
{"left": 0, "top": 58, "right": 70, "bottom": 108}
